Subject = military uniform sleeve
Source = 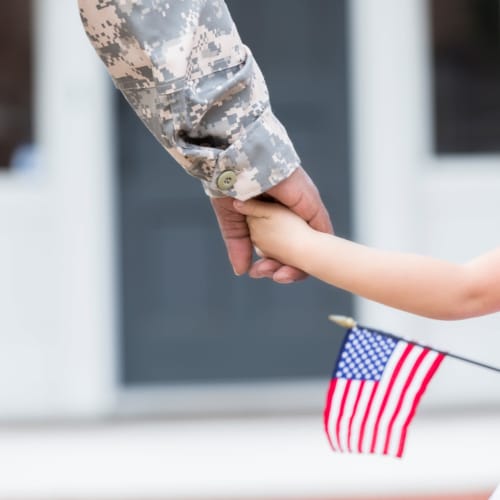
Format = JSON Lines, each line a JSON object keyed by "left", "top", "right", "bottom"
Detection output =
{"left": 78, "top": 0, "right": 301, "bottom": 200}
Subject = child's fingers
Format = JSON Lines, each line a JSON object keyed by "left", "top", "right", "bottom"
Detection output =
{"left": 233, "top": 199, "right": 272, "bottom": 218}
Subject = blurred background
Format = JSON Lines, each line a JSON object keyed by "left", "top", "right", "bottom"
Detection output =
{"left": 0, "top": 0, "right": 499, "bottom": 498}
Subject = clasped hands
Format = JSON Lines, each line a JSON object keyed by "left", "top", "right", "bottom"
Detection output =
{"left": 210, "top": 166, "right": 333, "bottom": 284}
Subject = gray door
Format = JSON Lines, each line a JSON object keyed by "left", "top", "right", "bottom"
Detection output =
{"left": 116, "top": 0, "right": 352, "bottom": 385}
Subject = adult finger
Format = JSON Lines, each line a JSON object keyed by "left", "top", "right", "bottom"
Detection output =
{"left": 248, "top": 258, "right": 282, "bottom": 279}
{"left": 210, "top": 197, "right": 253, "bottom": 276}
{"left": 248, "top": 259, "right": 307, "bottom": 282}
{"left": 272, "top": 265, "right": 307, "bottom": 283}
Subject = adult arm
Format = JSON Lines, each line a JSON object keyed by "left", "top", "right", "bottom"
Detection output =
{"left": 78, "top": 0, "right": 332, "bottom": 280}
{"left": 78, "top": 0, "right": 299, "bottom": 199}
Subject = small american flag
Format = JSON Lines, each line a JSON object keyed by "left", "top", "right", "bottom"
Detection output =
{"left": 324, "top": 325, "right": 445, "bottom": 458}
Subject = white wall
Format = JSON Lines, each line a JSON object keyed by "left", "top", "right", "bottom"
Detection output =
{"left": 0, "top": 0, "right": 116, "bottom": 418}
{"left": 1, "top": 0, "right": 498, "bottom": 421}
{"left": 350, "top": 0, "right": 500, "bottom": 409}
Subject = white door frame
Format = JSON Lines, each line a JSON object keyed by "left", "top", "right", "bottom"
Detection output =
{"left": 0, "top": 0, "right": 117, "bottom": 419}
{"left": 350, "top": 0, "right": 500, "bottom": 409}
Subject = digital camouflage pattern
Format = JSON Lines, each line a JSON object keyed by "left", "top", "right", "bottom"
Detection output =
{"left": 78, "top": 0, "right": 300, "bottom": 200}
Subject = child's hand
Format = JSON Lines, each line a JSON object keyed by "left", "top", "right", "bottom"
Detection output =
{"left": 233, "top": 199, "right": 314, "bottom": 267}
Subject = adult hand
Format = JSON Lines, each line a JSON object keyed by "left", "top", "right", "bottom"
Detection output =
{"left": 211, "top": 166, "right": 333, "bottom": 283}
{"left": 247, "top": 166, "right": 333, "bottom": 282}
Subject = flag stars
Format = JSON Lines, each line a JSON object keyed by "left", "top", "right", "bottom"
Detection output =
{"left": 335, "top": 327, "right": 398, "bottom": 380}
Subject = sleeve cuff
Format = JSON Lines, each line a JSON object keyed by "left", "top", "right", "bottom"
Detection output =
{"left": 202, "top": 107, "right": 301, "bottom": 201}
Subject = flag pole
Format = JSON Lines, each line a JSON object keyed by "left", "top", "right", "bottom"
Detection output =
{"left": 328, "top": 315, "right": 500, "bottom": 374}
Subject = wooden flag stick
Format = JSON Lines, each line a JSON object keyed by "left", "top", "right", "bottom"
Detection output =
{"left": 328, "top": 314, "right": 500, "bottom": 374}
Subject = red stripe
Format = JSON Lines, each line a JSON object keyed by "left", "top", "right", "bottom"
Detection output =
{"left": 357, "top": 381, "right": 379, "bottom": 452}
{"left": 335, "top": 379, "right": 352, "bottom": 452}
{"left": 370, "top": 343, "right": 414, "bottom": 453}
{"left": 347, "top": 380, "right": 365, "bottom": 452}
{"left": 323, "top": 379, "right": 338, "bottom": 451}
{"left": 383, "top": 348, "right": 429, "bottom": 455}
{"left": 396, "top": 353, "right": 445, "bottom": 458}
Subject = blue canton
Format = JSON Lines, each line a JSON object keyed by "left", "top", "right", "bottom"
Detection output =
{"left": 335, "top": 327, "right": 398, "bottom": 381}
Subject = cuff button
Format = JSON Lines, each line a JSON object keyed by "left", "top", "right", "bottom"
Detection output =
{"left": 216, "top": 170, "right": 237, "bottom": 191}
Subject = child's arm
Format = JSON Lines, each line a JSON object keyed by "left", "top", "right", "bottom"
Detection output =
{"left": 234, "top": 199, "right": 500, "bottom": 320}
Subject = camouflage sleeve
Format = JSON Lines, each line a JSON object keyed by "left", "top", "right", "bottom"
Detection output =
{"left": 78, "top": 0, "right": 301, "bottom": 200}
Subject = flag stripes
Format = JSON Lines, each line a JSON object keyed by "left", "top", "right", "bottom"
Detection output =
{"left": 324, "top": 327, "right": 445, "bottom": 457}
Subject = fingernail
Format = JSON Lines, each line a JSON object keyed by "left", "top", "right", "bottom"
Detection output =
{"left": 233, "top": 200, "right": 244, "bottom": 208}
{"left": 233, "top": 267, "right": 242, "bottom": 276}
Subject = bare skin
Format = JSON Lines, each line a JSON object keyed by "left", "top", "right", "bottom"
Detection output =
{"left": 234, "top": 199, "right": 500, "bottom": 320}
{"left": 211, "top": 166, "right": 333, "bottom": 284}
